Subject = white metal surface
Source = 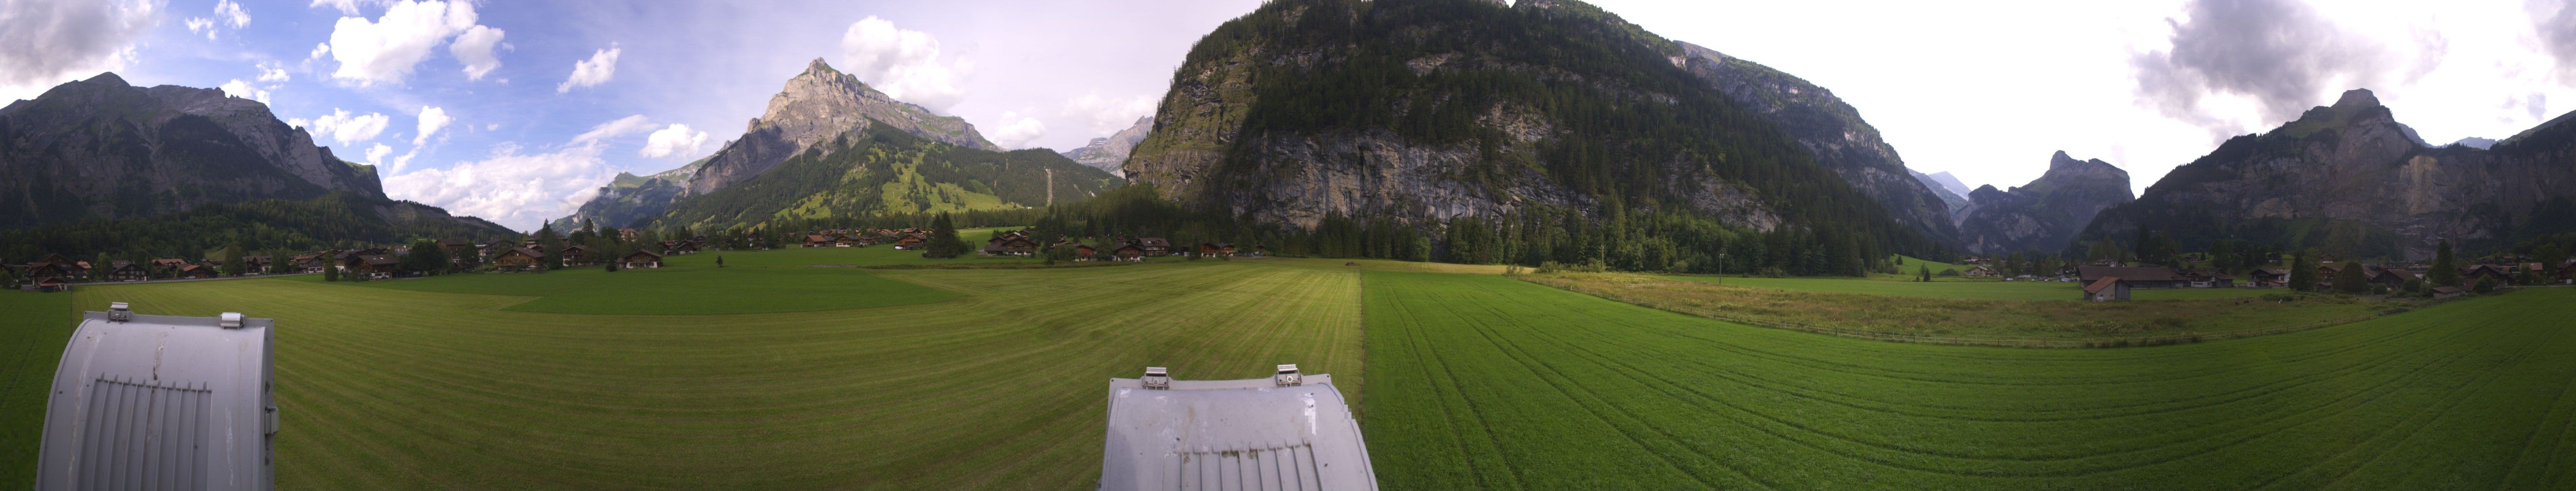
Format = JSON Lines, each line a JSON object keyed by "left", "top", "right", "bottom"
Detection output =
{"left": 38, "top": 306, "right": 275, "bottom": 491}
{"left": 1100, "top": 370, "right": 1376, "bottom": 491}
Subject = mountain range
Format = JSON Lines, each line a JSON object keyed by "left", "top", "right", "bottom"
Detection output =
{"left": 1060, "top": 116, "right": 1153, "bottom": 176}
{"left": 2080, "top": 89, "right": 2576, "bottom": 260}
{"left": 1123, "top": 0, "right": 1937, "bottom": 257}
{"left": 0, "top": 72, "right": 512, "bottom": 258}
{"left": 1955, "top": 152, "right": 2133, "bottom": 255}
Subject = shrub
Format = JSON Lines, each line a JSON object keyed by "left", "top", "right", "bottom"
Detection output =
{"left": 2474, "top": 277, "right": 2497, "bottom": 293}
{"left": 1937, "top": 268, "right": 1961, "bottom": 277}
{"left": 2370, "top": 283, "right": 2389, "bottom": 295}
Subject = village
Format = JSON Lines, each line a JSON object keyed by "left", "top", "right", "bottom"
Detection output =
{"left": 0, "top": 223, "right": 1294, "bottom": 293}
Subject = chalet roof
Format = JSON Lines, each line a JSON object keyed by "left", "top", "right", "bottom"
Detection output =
{"left": 360, "top": 254, "right": 399, "bottom": 266}
{"left": 151, "top": 258, "right": 190, "bottom": 267}
{"left": 2078, "top": 266, "right": 2182, "bottom": 282}
{"left": 40, "top": 307, "right": 273, "bottom": 490}
{"left": 495, "top": 247, "right": 541, "bottom": 259}
{"left": 1138, "top": 238, "right": 1171, "bottom": 248}
{"left": 2372, "top": 269, "right": 2417, "bottom": 282}
{"left": 559, "top": 245, "right": 591, "bottom": 254}
{"left": 1100, "top": 369, "right": 1375, "bottom": 491}
{"left": 806, "top": 234, "right": 830, "bottom": 243}
{"left": 622, "top": 249, "right": 664, "bottom": 260}
{"left": 2084, "top": 276, "right": 2123, "bottom": 294}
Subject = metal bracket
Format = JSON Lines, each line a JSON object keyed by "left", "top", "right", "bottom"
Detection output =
{"left": 107, "top": 302, "right": 131, "bottom": 322}
{"left": 1142, "top": 366, "right": 1171, "bottom": 390}
{"left": 1274, "top": 364, "right": 1302, "bottom": 386}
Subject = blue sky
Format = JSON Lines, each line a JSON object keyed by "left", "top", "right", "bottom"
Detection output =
{"left": 6, "top": 0, "right": 2575, "bottom": 231}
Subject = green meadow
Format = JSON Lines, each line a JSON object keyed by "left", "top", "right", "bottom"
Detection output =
{"left": 0, "top": 245, "right": 2568, "bottom": 490}
{"left": 1670, "top": 274, "right": 2270, "bottom": 301}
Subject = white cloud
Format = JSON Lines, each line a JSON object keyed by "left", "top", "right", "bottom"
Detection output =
{"left": 214, "top": 0, "right": 248, "bottom": 28}
{"left": 571, "top": 115, "right": 656, "bottom": 145}
{"left": 414, "top": 106, "right": 450, "bottom": 145}
{"left": 185, "top": 17, "right": 217, "bottom": 40}
{"left": 255, "top": 61, "right": 290, "bottom": 82}
{"left": 364, "top": 143, "right": 393, "bottom": 166}
{"left": 308, "top": 108, "right": 391, "bottom": 145}
{"left": 556, "top": 44, "right": 621, "bottom": 93}
{"left": 323, "top": 0, "right": 489, "bottom": 85}
{"left": 389, "top": 146, "right": 420, "bottom": 174}
{"left": 309, "top": 0, "right": 378, "bottom": 16}
{"left": 640, "top": 124, "right": 710, "bottom": 158}
{"left": 840, "top": 16, "right": 971, "bottom": 112}
{"left": 0, "top": 0, "right": 155, "bottom": 101}
{"left": 309, "top": 42, "right": 330, "bottom": 59}
{"left": 218, "top": 79, "right": 270, "bottom": 105}
{"left": 988, "top": 111, "right": 1046, "bottom": 149}
{"left": 1062, "top": 92, "right": 1158, "bottom": 136}
{"left": 287, "top": 117, "right": 310, "bottom": 128}
{"left": 450, "top": 25, "right": 506, "bottom": 81}
{"left": 382, "top": 125, "right": 628, "bottom": 231}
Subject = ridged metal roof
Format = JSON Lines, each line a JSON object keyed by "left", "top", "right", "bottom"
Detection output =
{"left": 1100, "top": 367, "right": 1376, "bottom": 491}
{"left": 39, "top": 305, "right": 275, "bottom": 491}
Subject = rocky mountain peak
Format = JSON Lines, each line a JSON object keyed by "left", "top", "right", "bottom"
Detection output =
{"left": 2045, "top": 150, "right": 2127, "bottom": 179}
{"left": 2332, "top": 88, "right": 2380, "bottom": 109}
{"left": 682, "top": 58, "right": 999, "bottom": 195}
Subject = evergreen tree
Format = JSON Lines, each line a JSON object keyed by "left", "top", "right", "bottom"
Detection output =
{"left": 1919, "top": 264, "right": 1932, "bottom": 282}
{"left": 2334, "top": 261, "right": 2369, "bottom": 294}
{"left": 323, "top": 262, "right": 340, "bottom": 282}
{"left": 2288, "top": 249, "right": 2316, "bottom": 292}
{"left": 922, "top": 214, "right": 970, "bottom": 258}
{"left": 2429, "top": 240, "right": 2461, "bottom": 287}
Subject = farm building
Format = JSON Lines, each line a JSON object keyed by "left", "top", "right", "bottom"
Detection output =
{"left": 106, "top": 261, "right": 150, "bottom": 281}
{"left": 620, "top": 250, "right": 664, "bottom": 269}
{"left": 351, "top": 255, "right": 399, "bottom": 279}
{"left": 2432, "top": 286, "right": 2465, "bottom": 299}
{"left": 240, "top": 255, "right": 272, "bottom": 273}
{"left": 29, "top": 277, "right": 71, "bottom": 292}
{"left": 177, "top": 264, "right": 219, "bottom": 279}
{"left": 981, "top": 235, "right": 1038, "bottom": 257}
{"left": 438, "top": 238, "right": 476, "bottom": 259}
{"left": 1100, "top": 365, "right": 1376, "bottom": 491}
{"left": 560, "top": 245, "right": 596, "bottom": 266}
{"left": 892, "top": 235, "right": 926, "bottom": 250}
{"left": 2249, "top": 269, "right": 2290, "bottom": 288}
{"left": 2463, "top": 264, "right": 2514, "bottom": 285}
{"left": 2369, "top": 268, "right": 2417, "bottom": 290}
{"left": 1965, "top": 266, "right": 1996, "bottom": 277}
{"left": 1136, "top": 238, "right": 1173, "bottom": 257}
{"left": 2559, "top": 262, "right": 2576, "bottom": 283}
{"left": 662, "top": 240, "right": 700, "bottom": 255}
{"left": 38, "top": 304, "right": 274, "bottom": 491}
{"left": 2083, "top": 277, "right": 2130, "bottom": 302}
{"left": 2077, "top": 266, "right": 2187, "bottom": 289}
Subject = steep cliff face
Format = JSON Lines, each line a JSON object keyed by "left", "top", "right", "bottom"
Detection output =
{"left": 1060, "top": 116, "right": 1153, "bottom": 176}
{"left": 0, "top": 72, "right": 384, "bottom": 228}
{"left": 1909, "top": 169, "right": 1972, "bottom": 219}
{"left": 1674, "top": 42, "right": 1960, "bottom": 245}
{"left": 1956, "top": 152, "right": 2133, "bottom": 254}
{"left": 649, "top": 122, "right": 1121, "bottom": 230}
{"left": 1123, "top": 0, "right": 1923, "bottom": 251}
{"left": 2080, "top": 89, "right": 2576, "bottom": 259}
{"left": 684, "top": 58, "right": 999, "bottom": 196}
{"left": 546, "top": 158, "right": 702, "bottom": 231}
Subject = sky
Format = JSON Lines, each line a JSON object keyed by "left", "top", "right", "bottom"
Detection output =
{"left": 3, "top": 0, "right": 2575, "bottom": 231}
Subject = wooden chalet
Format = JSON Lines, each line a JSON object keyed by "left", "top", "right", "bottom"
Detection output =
{"left": 352, "top": 254, "right": 398, "bottom": 279}
{"left": 176, "top": 264, "right": 219, "bottom": 280}
{"left": 2082, "top": 277, "right": 2130, "bottom": 302}
{"left": 833, "top": 235, "right": 866, "bottom": 247}
{"left": 481, "top": 240, "right": 517, "bottom": 257}
{"left": 106, "top": 261, "right": 150, "bottom": 281}
{"left": 1109, "top": 241, "right": 1146, "bottom": 261}
{"left": 981, "top": 235, "right": 1039, "bottom": 257}
{"left": 617, "top": 228, "right": 640, "bottom": 241}
{"left": 661, "top": 240, "right": 700, "bottom": 255}
{"left": 804, "top": 234, "right": 833, "bottom": 247}
{"left": 2076, "top": 266, "right": 2187, "bottom": 289}
{"left": 892, "top": 234, "right": 926, "bottom": 250}
{"left": 558, "top": 245, "right": 594, "bottom": 266}
{"left": 2368, "top": 268, "right": 2417, "bottom": 290}
{"left": 240, "top": 255, "right": 273, "bottom": 274}
{"left": 1964, "top": 266, "right": 1996, "bottom": 277}
{"left": 2250, "top": 269, "right": 2290, "bottom": 288}
{"left": 2184, "top": 269, "right": 2235, "bottom": 288}
{"left": 290, "top": 254, "right": 327, "bottom": 273}
{"left": 1137, "top": 238, "right": 1173, "bottom": 257}
{"left": 2463, "top": 264, "right": 2513, "bottom": 285}
{"left": 490, "top": 247, "right": 544, "bottom": 270}
{"left": 1069, "top": 242, "right": 1097, "bottom": 260}
{"left": 619, "top": 250, "right": 664, "bottom": 269}
{"left": 20, "top": 261, "right": 74, "bottom": 282}
{"left": 1196, "top": 242, "right": 1231, "bottom": 257}
{"left": 2559, "top": 262, "right": 2576, "bottom": 284}
{"left": 150, "top": 258, "right": 192, "bottom": 272}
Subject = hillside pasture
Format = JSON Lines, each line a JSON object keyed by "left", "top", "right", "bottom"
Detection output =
{"left": 58, "top": 261, "right": 1362, "bottom": 490}
{"left": 1542, "top": 272, "right": 2386, "bottom": 343}
{"left": 1364, "top": 271, "right": 2576, "bottom": 490}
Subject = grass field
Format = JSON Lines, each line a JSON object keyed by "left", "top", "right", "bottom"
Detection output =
{"left": 1363, "top": 272, "right": 2576, "bottom": 489}
{"left": 44, "top": 259, "right": 1361, "bottom": 489}
{"left": 1665, "top": 274, "right": 2271, "bottom": 301}
{"left": 0, "top": 291, "right": 72, "bottom": 491}
{"left": 306, "top": 265, "right": 958, "bottom": 315}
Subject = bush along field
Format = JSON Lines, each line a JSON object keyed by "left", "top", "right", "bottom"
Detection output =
{"left": 1525, "top": 271, "right": 2407, "bottom": 346}
{"left": 1362, "top": 271, "right": 2576, "bottom": 490}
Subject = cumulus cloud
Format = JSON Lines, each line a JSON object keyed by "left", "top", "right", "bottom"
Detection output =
{"left": 186, "top": 17, "right": 217, "bottom": 40}
{"left": 215, "top": 0, "right": 248, "bottom": 28}
{"left": 322, "top": 0, "right": 491, "bottom": 85}
{"left": 218, "top": 79, "right": 269, "bottom": 105}
{"left": 840, "top": 16, "right": 971, "bottom": 112}
{"left": 988, "top": 111, "right": 1046, "bottom": 149}
{"left": 556, "top": 44, "right": 621, "bottom": 93}
{"left": 572, "top": 115, "right": 656, "bottom": 144}
{"left": 309, "top": 0, "right": 381, "bottom": 16}
{"left": 2545, "top": 1, "right": 2576, "bottom": 81}
{"left": 381, "top": 130, "right": 626, "bottom": 231}
{"left": 640, "top": 124, "right": 710, "bottom": 158}
{"left": 450, "top": 24, "right": 506, "bottom": 81}
{"left": 309, "top": 42, "right": 331, "bottom": 59}
{"left": 364, "top": 143, "right": 393, "bottom": 166}
{"left": 0, "top": 0, "right": 156, "bottom": 101}
{"left": 2132, "top": 0, "right": 2392, "bottom": 136}
{"left": 414, "top": 106, "right": 450, "bottom": 145}
{"left": 1062, "top": 92, "right": 1158, "bottom": 137}
{"left": 255, "top": 61, "right": 290, "bottom": 82}
{"left": 309, "top": 108, "right": 391, "bottom": 145}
